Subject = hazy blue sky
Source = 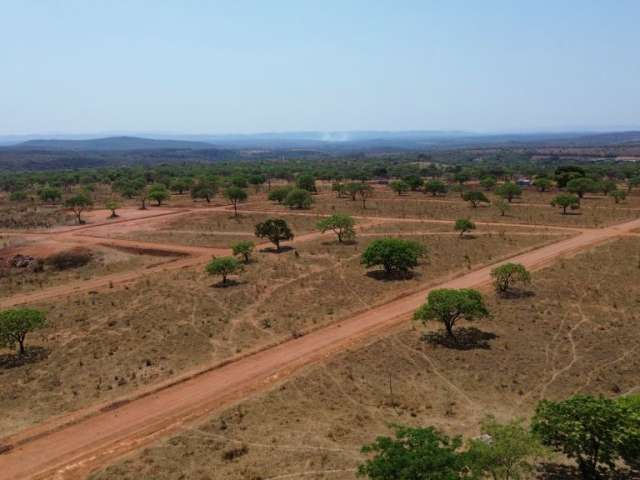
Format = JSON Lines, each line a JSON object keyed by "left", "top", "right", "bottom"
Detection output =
{"left": 2, "top": 0, "right": 639, "bottom": 135}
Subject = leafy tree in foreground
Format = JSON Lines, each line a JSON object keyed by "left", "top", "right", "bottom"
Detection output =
{"left": 254, "top": 218, "right": 294, "bottom": 252}
{"left": 225, "top": 186, "right": 248, "bottom": 217}
{"left": 65, "top": 193, "right": 93, "bottom": 224}
{"left": 205, "top": 257, "right": 242, "bottom": 285}
{"left": 357, "top": 425, "right": 467, "bottom": 480}
{"left": 316, "top": 213, "right": 356, "bottom": 243}
{"left": 495, "top": 182, "right": 522, "bottom": 203}
{"left": 361, "top": 238, "right": 426, "bottom": 276}
{"left": 454, "top": 218, "right": 476, "bottom": 238}
{"left": 532, "top": 395, "right": 635, "bottom": 480}
{"left": 617, "top": 395, "right": 640, "bottom": 469}
{"left": 462, "top": 191, "right": 489, "bottom": 208}
{"left": 0, "top": 308, "right": 47, "bottom": 355}
{"left": 414, "top": 288, "right": 489, "bottom": 339}
{"left": 389, "top": 180, "right": 410, "bottom": 196}
{"left": 551, "top": 194, "right": 580, "bottom": 214}
{"left": 283, "top": 188, "right": 313, "bottom": 209}
{"left": 267, "top": 186, "right": 292, "bottom": 203}
{"left": 105, "top": 200, "right": 120, "bottom": 218}
{"left": 148, "top": 184, "right": 169, "bottom": 206}
{"left": 231, "top": 240, "right": 255, "bottom": 263}
{"left": 491, "top": 263, "right": 531, "bottom": 295}
{"left": 466, "top": 416, "right": 550, "bottom": 480}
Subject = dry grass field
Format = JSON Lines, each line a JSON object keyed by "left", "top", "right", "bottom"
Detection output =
{"left": 0, "top": 229, "right": 562, "bottom": 435}
{"left": 90, "top": 237, "right": 640, "bottom": 480}
{"left": 240, "top": 190, "right": 640, "bottom": 228}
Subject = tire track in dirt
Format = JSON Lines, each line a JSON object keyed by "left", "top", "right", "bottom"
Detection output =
{"left": 1, "top": 217, "right": 639, "bottom": 480}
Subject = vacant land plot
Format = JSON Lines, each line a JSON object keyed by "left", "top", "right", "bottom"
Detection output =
{"left": 91, "top": 237, "right": 640, "bottom": 480}
{"left": 0, "top": 231, "right": 562, "bottom": 434}
{"left": 0, "top": 241, "right": 168, "bottom": 296}
{"left": 111, "top": 210, "right": 326, "bottom": 247}
{"left": 241, "top": 193, "right": 640, "bottom": 227}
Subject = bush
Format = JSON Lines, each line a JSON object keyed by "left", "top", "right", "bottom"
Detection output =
{"left": 205, "top": 256, "right": 242, "bottom": 285}
{"left": 491, "top": 262, "right": 531, "bottom": 294}
{"left": 9, "top": 191, "right": 27, "bottom": 202}
{"left": 283, "top": 188, "right": 313, "bottom": 209}
{"left": 46, "top": 247, "right": 93, "bottom": 270}
{"left": 232, "top": 240, "right": 255, "bottom": 263}
{"left": 268, "top": 186, "right": 293, "bottom": 203}
{"left": 361, "top": 238, "right": 426, "bottom": 276}
{"left": 454, "top": 218, "right": 476, "bottom": 237}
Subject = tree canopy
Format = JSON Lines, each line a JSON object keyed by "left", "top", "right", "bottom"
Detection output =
{"left": 361, "top": 238, "right": 426, "bottom": 276}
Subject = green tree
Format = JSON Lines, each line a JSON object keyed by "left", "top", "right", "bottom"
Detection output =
{"left": 357, "top": 425, "right": 467, "bottom": 480}
{"left": 191, "top": 180, "right": 218, "bottom": 203}
{"left": 254, "top": 218, "right": 294, "bottom": 252}
{"left": 65, "top": 193, "right": 93, "bottom": 224}
{"left": 627, "top": 175, "right": 640, "bottom": 193}
{"left": 617, "top": 395, "right": 640, "bottom": 469}
{"left": 355, "top": 183, "right": 374, "bottom": 208}
{"left": 316, "top": 213, "right": 356, "bottom": 243}
{"left": 466, "top": 416, "right": 550, "bottom": 480}
{"left": 462, "top": 191, "right": 489, "bottom": 208}
{"left": 0, "top": 308, "right": 47, "bottom": 355}
{"left": 170, "top": 177, "right": 191, "bottom": 195}
{"left": 532, "top": 395, "right": 632, "bottom": 479}
{"left": 230, "top": 175, "right": 248, "bottom": 189}
{"left": 105, "top": 200, "right": 120, "bottom": 218}
{"left": 231, "top": 240, "right": 255, "bottom": 263}
{"left": 283, "top": 188, "right": 313, "bottom": 209}
{"left": 148, "top": 184, "right": 169, "bottom": 206}
{"left": 361, "top": 238, "right": 426, "bottom": 276}
{"left": 493, "top": 198, "right": 510, "bottom": 217}
{"left": 9, "top": 190, "right": 27, "bottom": 202}
{"left": 424, "top": 179, "right": 448, "bottom": 196}
{"left": 390, "top": 180, "right": 410, "bottom": 196}
{"left": 495, "top": 182, "right": 522, "bottom": 203}
{"left": 296, "top": 173, "right": 317, "bottom": 192}
{"left": 268, "top": 186, "right": 293, "bottom": 203}
{"left": 454, "top": 218, "right": 476, "bottom": 238}
{"left": 551, "top": 194, "right": 580, "bottom": 214}
{"left": 480, "top": 176, "right": 497, "bottom": 191}
{"left": 225, "top": 186, "right": 248, "bottom": 217}
{"left": 491, "top": 263, "right": 531, "bottom": 295}
{"left": 533, "top": 177, "right": 553, "bottom": 192}
{"left": 611, "top": 189, "right": 626, "bottom": 204}
{"left": 403, "top": 175, "right": 424, "bottom": 191}
{"left": 248, "top": 174, "right": 266, "bottom": 192}
{"left": 599, "top": 179, "right": 618, "bottom": 196}
{"left": 567, "top": 177, "right": 597, "bottom": 199}
{"left": 414, "top": 288, "right": 489, "bottom": 339}
{"left": 205, "top": 257, "right": 242, "bottom": 285}
{"left": 38, "top": 186, "right": 62, "bottom": 204}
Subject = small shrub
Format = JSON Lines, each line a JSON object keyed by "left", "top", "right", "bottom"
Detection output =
{"left": 46, "top": 247, "right": 93, "bottom": 270}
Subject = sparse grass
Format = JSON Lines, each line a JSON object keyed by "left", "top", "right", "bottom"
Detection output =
{"left": 90, "top": 237, "right": 640, "bottom": 480}
{"left": 0, "top": 231, "right": 561, "bottom": 434}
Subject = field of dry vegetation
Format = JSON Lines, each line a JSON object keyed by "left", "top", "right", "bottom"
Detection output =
{"left": 90, "top": 237, "right": 640, "bottom": 480}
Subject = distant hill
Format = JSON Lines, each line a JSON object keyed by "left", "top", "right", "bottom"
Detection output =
{"left": 13, "top": 136, "right": 215, "bottom": 151}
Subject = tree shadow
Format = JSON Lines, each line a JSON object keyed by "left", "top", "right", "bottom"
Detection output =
{"left": 259, "top": 246, "right": 294, "bottom": 254}
{"left": 0, "top": 346, "right": 48, "bottom": 369}
{"left": 365, "top": 270, "right": 421, "bottom": 282}
{"left": 422, "top": 327, "right": 497, "bottom": 350}
{"left": 538, "top": 463, "right": 640, "bottom": 480}
{"left": 498, "top": 288, "right": 536, "bottom": 299}
{"left": 211, "top": 279, "right": 243, "bottom": 288}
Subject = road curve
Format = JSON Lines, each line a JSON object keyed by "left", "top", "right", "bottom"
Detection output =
{"left": 1, "top": 217, "right": 639, "bottom": 479}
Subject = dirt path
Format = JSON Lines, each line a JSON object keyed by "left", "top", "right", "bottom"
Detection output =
{"left": 1, "top": 216, "right": 639, "bottom": 479}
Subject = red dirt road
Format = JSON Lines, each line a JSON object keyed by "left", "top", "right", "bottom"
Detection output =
{"left": 1, "top": 217, "right": 639, "bottom": 479}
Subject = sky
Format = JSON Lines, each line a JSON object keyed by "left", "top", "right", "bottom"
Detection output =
{"left": 1, "top": 0, "right": 639, "bottom": 135}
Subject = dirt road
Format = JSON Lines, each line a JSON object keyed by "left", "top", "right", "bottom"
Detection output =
{"left": 1, "top": 215, "right": 638, "bottom": 479}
